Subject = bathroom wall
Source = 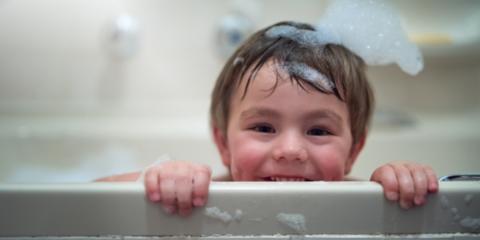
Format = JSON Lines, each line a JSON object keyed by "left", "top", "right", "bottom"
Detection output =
{"left": 0, "top": 0, "right": 479, "bottom": 182}
{"left": 2, "top": 0, "right": 476, "bottom": 116}
{"left": 0, "top": 0, "right": 334, "bottom": 117}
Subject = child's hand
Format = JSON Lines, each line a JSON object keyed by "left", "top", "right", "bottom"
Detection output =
{"left": 144, "top": 161, "right": 211, "bottom": 217}
{"left": 370, "top": 161, "right": 438, "bottom": 209}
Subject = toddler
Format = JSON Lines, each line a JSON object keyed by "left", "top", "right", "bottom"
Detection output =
{"left": 97, "top": 21, "right": 438, "bottom": 217}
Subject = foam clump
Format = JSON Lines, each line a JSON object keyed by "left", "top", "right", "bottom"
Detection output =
{"left": 265, "top": 0, "right": 422, "bottom": 75}
{"left": 276, "top": 213, "right": 307, "bottom": 234}
{"left": 233, "top": 56, "right": 244, "bottom": 66}
{"left": 439, "top": 195, "right": 480, "bottom": 230}
{"left": 281, "top": 61, "right": 334, "bottom": 92}
{"left": 234, "top": 209, "right": 243, "bottom": 219}
{"left": 204, "top": 207, "right": 242, "bottom": 223}
{"left": 266, "top": 25, "right": 339, "bottom": 47}
{"left": 317, "top": 0, "right": 423, "bottom": 75}
{"left": 460, "top": 217, "right": 480, "bottom": 230}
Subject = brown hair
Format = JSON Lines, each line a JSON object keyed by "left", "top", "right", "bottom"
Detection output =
{"left": 210, "top": 21, "right": 374, "bottom": 144}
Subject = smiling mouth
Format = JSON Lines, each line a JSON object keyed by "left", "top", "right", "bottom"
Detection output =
{"left": 264, "top": 176, "right": 313, "bottom": 182}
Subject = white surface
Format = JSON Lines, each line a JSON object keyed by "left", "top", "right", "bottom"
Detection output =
{"left": 0, "top": 182, "right": 479, "bottom": 237}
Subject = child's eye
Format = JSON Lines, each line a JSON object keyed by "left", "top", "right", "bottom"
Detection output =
{"left": 307, "top": 128, "right": 330, "bottom": 136}
{"left": 250, "top": 124, "right": 276, "bottom": 133}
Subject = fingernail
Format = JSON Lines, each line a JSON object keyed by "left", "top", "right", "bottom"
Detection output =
{"left": 163, "top": 205, "right": 175, "bottom": 214}
{"left": 179, "top": 208, "right": 192, "bottom": 217}
{"left": 150, "top": 193, "right": 160, "bottom": 202}
{"left": 386, "top": 192, "right": 398, "bottom": 201}
{"left": 414, "top": 196, "right": 425, "bottom": 205}
{"left": 400, "top": 200, "right": 412, "bottom": 210}
{"left": 193, "top": 197, "right": 205, "bottom": 207}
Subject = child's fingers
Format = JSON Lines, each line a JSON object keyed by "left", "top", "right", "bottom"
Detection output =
{"left": 391, "top": 163, "right": 415, "bottom": 209}
{"left": 159, "top": 177, "right": 177, "bottom": 214}
{"left": 142, "top": 161, "right": 212, "bottom": 216}
{"left": 192, "top": 165, "right": 211, "bottom": 207}
{"left": 370, "top": 164, "right": 399, "bottom": 201}
{"left": 423, "top": 165, "right": 439, "bottom": 193}
{"left": 175, "top": 168, "right": 194, "bottom": 217}
{"left": 405, "top": 163, "right": 428, "bottom": 206}
{"left": 144, "top": 167, "right": 161, "bottom": 202}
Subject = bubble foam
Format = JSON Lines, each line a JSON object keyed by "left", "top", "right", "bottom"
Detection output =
{"left": 265, "top": 0, "right": 423, "bottom": 76}
{"left": 317, "top": 0, "right": 423, "bottom": 75}
{"left": 281, "top": 61, "right": 334, "bottom": 92}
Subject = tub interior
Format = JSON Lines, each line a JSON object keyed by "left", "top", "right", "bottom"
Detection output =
{"left": 1, "top": 112, "right": 479, "bottom": 183}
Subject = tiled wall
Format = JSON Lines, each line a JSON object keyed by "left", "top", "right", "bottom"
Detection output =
{"left": 0, "top": 0, "right": 329, "bottom": 116}
{"left": 1, "top": 0, "right": 478, "bottom": 117}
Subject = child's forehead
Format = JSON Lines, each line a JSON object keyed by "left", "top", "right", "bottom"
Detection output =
{"left": 235, "top": 60, "right": 326, "bottom": 99}
{"left": 234, "top": 62, "right": 343, "bottom": 107}
{"left": 248, "top": 61, "right": 286, "bottom": 84}
{"left": 234, "top": 61, "right": 287, "bottom": 96}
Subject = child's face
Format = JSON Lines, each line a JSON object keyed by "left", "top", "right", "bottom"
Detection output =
{"left": 214, "top": 61, "right": 364, "bottom": 181}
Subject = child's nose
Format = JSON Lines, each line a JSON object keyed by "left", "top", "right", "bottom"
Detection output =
{"left": 272, "top": 132, "right": 308, "bottom": 163}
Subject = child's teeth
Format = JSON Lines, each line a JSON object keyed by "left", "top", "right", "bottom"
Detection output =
{"left": 271, "top": 177, "right": 305, "bottom": 181}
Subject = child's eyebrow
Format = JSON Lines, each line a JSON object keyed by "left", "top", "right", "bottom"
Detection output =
{"left": 240, "top": 108, "right": 343, "bottom": 123}
{"left": 240, "top": 108, "right": 280, "bottom": 120}
{"left": 305, "top": 110, "right": 343, "bottom": 123}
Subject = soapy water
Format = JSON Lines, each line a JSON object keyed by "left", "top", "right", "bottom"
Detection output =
{"left": 204, "top": 207, "right": 242, "bottom": 223}
{"left": 204, "top": 207, "right": 308, "bottom": 234}
{"left": 276, "top": 213, "right": 307, "bottom": 234}
{"left": 460, "top": 217, "right": 480, "bottom": 230}
{"left": 440, "top": 195, "right": 480, "bottom": 231}
{"left": 266, "top": 0, "right": 423, "bottom": 76}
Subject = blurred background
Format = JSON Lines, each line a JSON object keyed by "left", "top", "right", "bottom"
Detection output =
{"left": 0, "top": 0, "right": 479, "bottom": 182}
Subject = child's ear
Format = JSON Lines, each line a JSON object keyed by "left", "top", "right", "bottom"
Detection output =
{"left": 212, "top": 125, "right": 231, "bottom": 167}
{"left": 344, "top": 132, "right": 367, "bottom": 175}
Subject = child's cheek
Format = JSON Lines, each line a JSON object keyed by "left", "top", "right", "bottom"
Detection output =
{"left": 312, "top": 146, "right": 347, "bottom": 181}
{"left": 229, "top": 135, "right": 268, "bottom": 181}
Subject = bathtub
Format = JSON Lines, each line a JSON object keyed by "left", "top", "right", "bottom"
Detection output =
{"left": 0, "top": 182, "right": 479, "bottom": 239}
{"left": 0, "top": 112, "right": 479, "bottom": 183}
{"left": 0, "top": 114, "right": 479, "bottom": 239}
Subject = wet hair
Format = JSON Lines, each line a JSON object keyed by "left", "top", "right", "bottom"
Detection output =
{"left": 210, "top": 21, "right": 374, "bottom": 144}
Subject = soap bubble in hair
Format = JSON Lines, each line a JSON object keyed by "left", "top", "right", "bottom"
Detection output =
{"left": 317, "top": 0, "right": 423, "bottom": 75}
